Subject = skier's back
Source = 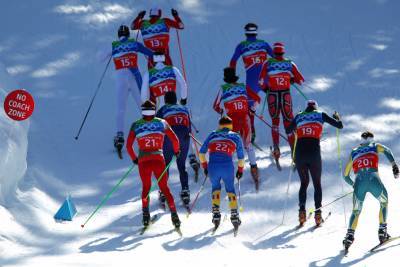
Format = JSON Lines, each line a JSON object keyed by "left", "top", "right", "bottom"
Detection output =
{"left": 342, "top": 131, "right": 399, "bottom": 250}
{"left": 157, "top": 91, "right": 191, "bottom": 206}
{"left": 131, "top": 7, "right": 184, "bottom": 66}
{"left": 286, "top": 100, "right": 343, "bottom": 226}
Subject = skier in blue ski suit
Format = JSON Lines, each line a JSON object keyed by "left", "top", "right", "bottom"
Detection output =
{"left": 156, "top": 91, "right": 191, "bottom": 205}
{"left": 230, "top": 23, "right": 274, "bottom": 140}
{"left": 199, "top": 116, "right": 245, "bottom": 228}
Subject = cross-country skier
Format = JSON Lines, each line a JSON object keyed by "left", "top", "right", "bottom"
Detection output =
{"left": 126, "top": 100, "right": 181, "bottom": 228}
{"left": 106, "top": 25, "right": 153, "bottom": 156}
{"left": 131, "top": 7, "right": 184, "bottom": 66}
{"left": 342, "top": 131, "right": 399, "bottom": 250}
{"left": 259, "top": 42, "right": 305, "bottom": 160}
{"left": 213, "top": 67, "right": 259, "bottom": 190}
{"left": 156, "top": 91, "right": 191, "bottom": 207}
{"left": 141, "top": 52, "right": 187, "bottom": 106}
{"left": 230, "top": 23, "right": 274, "bottom": 143}
{"left": 199, "top": 116, "right": 245, "bottom": 231}
{"left": 285, "top": 100, "right": 343, "bottom": 226}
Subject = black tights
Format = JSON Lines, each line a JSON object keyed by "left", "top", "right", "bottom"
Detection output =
{"left": 297, "top": 160, "right": 322, "bottom": 211}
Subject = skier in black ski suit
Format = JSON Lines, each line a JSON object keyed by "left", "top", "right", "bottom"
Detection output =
{"left": 286, "top": 100, "right": 343, "bottom": 226}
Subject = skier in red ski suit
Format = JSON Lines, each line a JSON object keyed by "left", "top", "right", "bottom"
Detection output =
{"left": 131, "top": 7, "right": 184, "bottom": 66}
{"left": 213, "top": 67, "right": 260, "bottom": 190}
{"left": 126, "top": 100, "right": 181, "bottom": 228}
{"left": 258, "top": 42, "right": 305, "bottom": 159}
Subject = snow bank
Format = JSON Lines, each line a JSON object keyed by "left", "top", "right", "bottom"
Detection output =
{"left": 0, "top": 62, "right": 29, "bottom": 205}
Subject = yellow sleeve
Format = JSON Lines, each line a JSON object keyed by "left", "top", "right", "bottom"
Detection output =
{"left": 238, "top": 159, "right": 245, "bottom": 168}
{"left": 199, "top": 153, "right": 207, "bottom": 164}
{"left": 344, "top": 155, "right": 353, "bottom": 177}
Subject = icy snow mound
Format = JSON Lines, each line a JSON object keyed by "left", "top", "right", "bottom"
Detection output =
{"left": 0, "top": 62, "right": 29, "bottom": 205}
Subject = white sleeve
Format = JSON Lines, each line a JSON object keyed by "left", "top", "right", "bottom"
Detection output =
{"left": 173, "top": 67, "right": 188, "bottom": 100}
{"left": 141, "top": 72, "right": 150, "bottom": 103}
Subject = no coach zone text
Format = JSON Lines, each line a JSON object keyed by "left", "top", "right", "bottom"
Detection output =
{"left": 4, "top": 90, "right": 35, "bottom": 121}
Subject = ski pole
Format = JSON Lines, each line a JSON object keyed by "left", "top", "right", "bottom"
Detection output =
{"left": 189, "top": 132, "right": 202, "bottom": 146}
{"left": 281, "top": 160, "right": 295, "bottom": 224}
{"left": 292, "top": 84, "right": 309, "bottom": 101}
{"left": 191, "top": 121, "right": 200, "bottom": 134}
{"left": 146, "top": 156, "right": 176, "bottom": 199}
{"left": 75, "top": 56, "right": 112, "bottom": 140}
{"left": 176, "top": 30, "right": 187, "bottom": 82}
{"left": 337, "top": 128, "right": 348, "bottom": 226}
{"left": 238, "top": 179, "right": 243, "bottom": 212}
{"left": 187, "top": 174, "right": 208, "bottom": 217}
{"left": 307, "top": 191, "right": 352, "bottom": 218}
{"left": 81, "top": 164, "right": 136, "bottom": 228}
{"left": 260, "top": 93, "right": 267, "bottom": 117}
{"left": 254, "top": 113, "right": 289, "bottom": 142}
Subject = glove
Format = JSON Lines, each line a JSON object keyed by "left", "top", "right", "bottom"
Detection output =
{"left": 393, "top": 163, "right": 399, "bottom": 178}
{"left": 333, "top": 111, "right": 340, "bottom": 120}
{"left": 249, "top": 106, "right": 256, "bottom": 115}
{"left": 203, "top": 167, "right": 208, "bottom": 177}
{"left": 132, "top": 158, "right": 139, "bottom": 165}
{"left": 290, "top": 77, "right": 295, "bottom": 84}
{"left": 138, "top": 10, "right": 146, "bottom": 18}
{"left": 174, "top": 150, "right": 181, "bottom": 158}
{"left": 171, "top": 8, "right": 179, "bottom": 16}
{"left": 201, "top": 162, "right": 208, "bottom": 176}
{"left": 236, "top": 169, "right": 243, "bottom": 180}
{"left": 251, "top": 132, "right": 256, "bottom": 143}
{"left": 180, "top": 98, "right": 187, "bottom": 105}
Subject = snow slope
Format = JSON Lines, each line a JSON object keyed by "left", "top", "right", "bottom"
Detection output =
{"left": 1, "top": 0, "right": 400, "bottom": 266}
{"left": 0, "top": 63, "right": 29, "bottom": 205}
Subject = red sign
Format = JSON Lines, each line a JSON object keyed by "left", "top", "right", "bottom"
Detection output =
{"left": 4, "top": 89, "right": 35, "bottom": 121}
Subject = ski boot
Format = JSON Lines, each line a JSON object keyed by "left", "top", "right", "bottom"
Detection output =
{"left": 314, "top": 210, "right": 323, "bottom": 226}
{"left": 299, "top": 209, "right": 307, "bottom": 226}
{"left": 230, "top": 209, "right": 241, "bottom": 227}
{"left": 189, "top": 154, "right": 200, "bottom": 182}
{"left": 343, "top": 229, "right": 355, "bottom": 250}
{"left": 171, "top": 212, "right": 181, "bottom": 228}
{"left": 158, "top": 191, "right": 166, "bottom": 210}
{"left": 142, "top": 208, "right": 151, "bottom": 227}
{"left": 212, "top": 206, "right": 221, "bottom": 228}
{"left": 180, "top": 189, "right": 190, "bottom": 206}
{"left": 231, "top": 209, "right": 241, "bottom": 236}
{"left": 250, "top": 164, "right": 260, "bottom": 191}
{"left": 272, "top": 144, "right": 281, "bottom": 160}
{"left": 378, "top": 223, "right": 391, "bottom": 243}
{"left": 113, "top": 131, "right": 124, "bottom": 159}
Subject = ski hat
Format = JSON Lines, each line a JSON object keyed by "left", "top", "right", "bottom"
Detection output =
{"left": 219, "top": 115, "right": 233, "bottom": 130}
{"left": 141, "top": 100, "right": 156, "bottom": 116}
{"left": 244, "top": 23, "right": 258, "bottom": 34}
{"left": 306, "top": 99, "right": 318, "bottom": 110}
{"left": 223, "top": 67, "right": 239, "bottom": 83}
{"left": 273, "top": 42, "right": 285, "bottom": 54}
{"left": 150, "top": 7, "right": 161, "bottom": 17}
{"left": 153, "top": 51, "right": 166, "bottom": 63}
{"left": 118, "top": 25, "right": 130, "bottom": 38}
{"left": 361, "top": 131, "right": 374, "bottom": 143}
{"left": 164, "top": 91, "right": 177, "bottom": 105}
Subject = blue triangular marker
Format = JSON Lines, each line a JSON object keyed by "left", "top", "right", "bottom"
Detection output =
{"left": 54, "top": 196, "right": 77, "bottom": 221}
